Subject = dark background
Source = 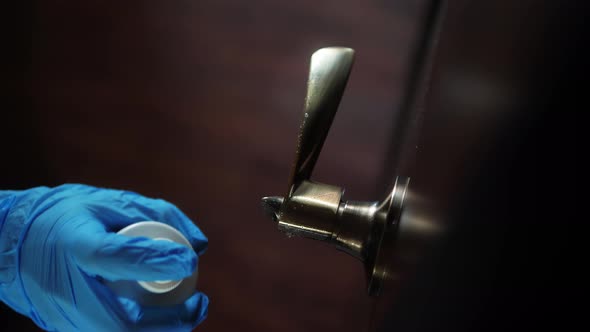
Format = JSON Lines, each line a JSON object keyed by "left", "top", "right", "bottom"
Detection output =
{"left": 2, "top": 1, "right": 427, "bottom": 331}
{"left": 2, "top": 1, "right": 580, "bottom": 331}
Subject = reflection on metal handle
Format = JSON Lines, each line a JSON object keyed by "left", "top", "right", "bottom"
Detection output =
{"left": 288, "top": 47, "right": 355, "bottom": 195}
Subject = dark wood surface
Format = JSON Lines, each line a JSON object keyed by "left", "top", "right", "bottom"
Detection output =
{"left": 1, "top": 1, "right": 425, "bottom": 331}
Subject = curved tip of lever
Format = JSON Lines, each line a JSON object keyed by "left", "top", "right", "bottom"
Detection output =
{"left": 308, "top": 47, "right": 355, "bottom": 90}
{"left": 261, "top": 196, "right": 284, "bottom": 222}
{"left": 312, "top": 46, "right": 354, "bottom": 57}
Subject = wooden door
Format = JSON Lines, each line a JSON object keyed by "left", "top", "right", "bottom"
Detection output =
{"left": 2, "top": 1, "right": 429, "bottom": 331}
{"left": 371, "top": 1, "right": 578, "bottom": 330}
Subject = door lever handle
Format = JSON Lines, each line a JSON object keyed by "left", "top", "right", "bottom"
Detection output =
{"left": 287, "top": 47, "right": 354, "bottom": 195}
{"left": 261, "top": 47, "right": 408, "bottom": 296}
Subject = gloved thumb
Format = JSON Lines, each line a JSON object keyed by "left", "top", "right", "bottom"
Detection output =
{"left": 70, "top": 230, "right": 198, "bottom": 282}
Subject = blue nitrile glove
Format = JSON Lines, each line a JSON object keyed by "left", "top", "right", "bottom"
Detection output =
{"left": 0, "top": 184, "right": 208, "bottom": 332}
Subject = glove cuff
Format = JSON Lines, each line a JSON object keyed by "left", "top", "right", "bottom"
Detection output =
{"left": 0, "top": 188, "right": 50, "bottom": 317}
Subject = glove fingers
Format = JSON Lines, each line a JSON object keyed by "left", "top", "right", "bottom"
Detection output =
{"left": 118, "top": 292, "right": 209, "bottom": 332}
{"left": 72, "top": 230, "right": 197, "bottom": 282}
{"left": 28, "top": 184, "right": 207, "bottom": 254}
{"left": 123, "top": 196, "right": 208, "bottom": 254}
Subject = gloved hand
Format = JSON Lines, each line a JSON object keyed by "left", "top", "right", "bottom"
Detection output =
{"left": 0, "top": 184, "right": 208, "bottom": 332}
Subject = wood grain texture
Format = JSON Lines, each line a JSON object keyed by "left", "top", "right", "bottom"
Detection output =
{"left": 1, "top": 1, "right": 425, "bottom": 331}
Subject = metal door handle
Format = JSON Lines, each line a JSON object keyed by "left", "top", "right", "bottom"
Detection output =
{"left": 261, "top": 47, "right": 409, "bottom": 296}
